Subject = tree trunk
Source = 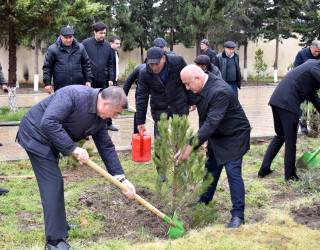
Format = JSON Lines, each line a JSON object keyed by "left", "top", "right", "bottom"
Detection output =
{"left": 8, "top": 19, "right": 18, "bottom": 113}
{"left": 170, "top": 27, "right": 174, "bottom": 51}
{"left": 243, "top": 38, "right": 248, "bottom": 82}
{"left": 274, "top": 21, "right": 280, "bottom": 83}
{"left": 34, "top": 39, "right": 40, "bottom": 91}
{"left": 140, "top": 46, "right": 144, "bottom": 64}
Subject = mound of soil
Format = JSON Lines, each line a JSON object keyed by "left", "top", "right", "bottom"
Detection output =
{"left": 291, "top": 199, "right": 320, "bottom": 230}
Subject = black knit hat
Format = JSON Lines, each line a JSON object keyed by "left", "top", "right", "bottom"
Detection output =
{"left": 200, "top": 39, "right": 209, "bottom": 46}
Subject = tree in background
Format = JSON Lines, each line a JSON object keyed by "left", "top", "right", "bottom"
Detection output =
{"left": 293, "top": 0, "right": 320, "bottom": 47}
{"left": 254, "top": 48, "right": 268, "bottom": 84}
{"left": 221, "top": 0, "right": 265, "bottom": 81}
{"left": 261, "top": 0, "right": 302, "bottom": 83}
{"left": 178, "top": 0, "right": 238, "bottom": 55}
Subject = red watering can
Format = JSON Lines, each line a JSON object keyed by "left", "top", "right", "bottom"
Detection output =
{"left": 132, "top": 130, "right": 151, "bottom": 162}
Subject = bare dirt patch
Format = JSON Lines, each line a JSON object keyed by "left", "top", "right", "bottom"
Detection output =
{"left": 291, "top": 199, "right": 320, "bottom": 230}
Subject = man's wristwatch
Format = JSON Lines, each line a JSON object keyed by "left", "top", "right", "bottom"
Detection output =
{"left": 119, "top": 177, "right": 126, "bottom": 183}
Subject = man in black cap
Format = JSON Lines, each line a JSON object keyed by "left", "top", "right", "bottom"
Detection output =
{"left": 136, "top": 47, "right": 196, "bottom": 180}
{"left": 215, "top": 41, "right": 241, "bottom": 97}
{"left": 153, "top": 37, "right": 175, "bottom": 55}
{"left": 200, "top": 39, "right": 216, "bottom": 64}
{"left": 43, "top": 26, "right": 92, "bottom": 94}
{"left": 194, "top": 55, "right": 221, "bottom": 78}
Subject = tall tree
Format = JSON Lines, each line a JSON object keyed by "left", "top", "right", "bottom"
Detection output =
{"left": 261, "top": 0, "right": 302, "bottom": 82}
{"left": 221, "top": 0, "right": 265, "bottom": 81}
{"left": 293, "top": 0, "right": 320, "bottom": 47}
{"left": 178, "top": 0, "right": 238, "bottom": 55}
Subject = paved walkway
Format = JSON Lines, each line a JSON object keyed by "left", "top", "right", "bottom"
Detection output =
{"left": 0, "top": 86, "right": 277, "bottom": 161}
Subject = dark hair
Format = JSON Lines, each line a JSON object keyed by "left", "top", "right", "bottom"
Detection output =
{"left": 101, "top": 86, "right": 128, "bottom": 109}
{"left": 93, "top": 22, "right": 107, "bottom": 32}
{"left": 109, "top": 35, "right": 121, "bottom": 43}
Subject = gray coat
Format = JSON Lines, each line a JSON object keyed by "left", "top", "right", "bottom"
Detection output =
{"left": 215, "top": 50, "right": 241, "bottom": 89}
{"left": 17, "top": 86, "right": 124, "bottom": 176}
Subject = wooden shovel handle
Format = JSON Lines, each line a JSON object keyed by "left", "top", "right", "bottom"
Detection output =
{"left": 86, "top": 159, "right": 177, "bottom": 227}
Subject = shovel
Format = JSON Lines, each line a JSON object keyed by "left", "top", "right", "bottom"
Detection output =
{"left": 299, "top": 147, "right": 320, "bottom": 170}
{"left": 85, "top": 159, "right": 184, "bottom": 239}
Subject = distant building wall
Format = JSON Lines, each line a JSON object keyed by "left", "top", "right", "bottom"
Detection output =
{"left": 0, "top": 36, "right": 305, "bottom": 85}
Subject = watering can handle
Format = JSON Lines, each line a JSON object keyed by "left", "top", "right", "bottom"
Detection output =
{"left": 85, "top": 159, "right": 177, "bottom": 227}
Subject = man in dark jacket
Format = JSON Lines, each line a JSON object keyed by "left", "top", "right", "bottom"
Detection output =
{"left": 178, "top": 65, "right": 250, "bottom": 228}
{"left": 109, "top": 35, "right": 121, "bottom": 86}
{"left": 293, "top": 40, "right": 320, "bottom": 134}
{"left": 136, "top": 47, "right": 196, "bottom": 136}
{"left": 153, "top": 37, "right": 176, "bottom": 55}
{"left": 17, "top": 85, "right": 136, "bottom": 250}
{"left": 123, "top": 64, "right": 146, "bottom": 134}
{"left": 258, "top": 59, "right": 320, "bottom": 182}
{"left": 82, "top": 22, "right": 114, "bottom": 89}
{"left": 43, "top": 26, "right": 92, "bottom": 94}
{"left": 194, "top": 55, "right": 221, "bottom": 78}
{"left": 200, "top": 39, "right": 216, "bottom": 64}
{"left": 0, "top": 61, "right": 9, "bottom": 194}
{"left": 215, "top": 41, "right": 241, "bottom": 97}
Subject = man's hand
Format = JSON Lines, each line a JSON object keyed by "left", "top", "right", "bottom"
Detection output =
{"left": 85, "top": 82, "right": 91, "bottom": 87}
{"left": 72, "top": 147, "right": 89, "bottom": 165}
{"left": 120, "top": 179, "right": 136, "bottom": 199}
{"left": 201, "top": 141, "right": 208, "bottom": 152}
{"left": 174, "top": 145, "right": 193, "bottom": 164}
{"left": 189, "top": 105, "right": 197, "bottom": 112}
{"left": 2, "top": 84, "right": 8, "bottom": 93}
{"left": 108, "top": 81, "right": 113, "bottom": 87}
{"left": 137, "top": 124, "right": 146, "bottom": 133}
{"left": 45, "top": 85, "right": 53, "bottom": 94}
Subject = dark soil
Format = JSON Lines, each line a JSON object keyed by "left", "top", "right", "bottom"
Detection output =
{"left": 291, "top": 199, "right": 320, "bottom": 230}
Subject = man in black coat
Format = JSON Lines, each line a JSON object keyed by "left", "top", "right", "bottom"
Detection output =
{"left": 43, "top": 26, "right": 92, "bottom": 94}
{"left": 178, "top": 65, "right": 250, "bottom": 228}
{"left": 200, "top": 39, "right": 216, "bottom": 64}
{"left": 293, "top": 40, "right": 320, "bottom": 134}
{"left": 82, "top": 22, "right": 114, "bottom": 89}
{"left": 215, "top": 41, "right": 241, "bottom": 97}
{"left": 136, "top": 47, "right": 196, "bottom": 136}
{"left": 109, "top": 35, "right": 121, "bottom": 86}
{"left": 17, "top": 86, "right": 136, "bottom": 250}
{"left": 258, "top": 59, "right": 320, "bottom": 181}
{"left": 123, "top": 63, "right": 146, "bottom": 134}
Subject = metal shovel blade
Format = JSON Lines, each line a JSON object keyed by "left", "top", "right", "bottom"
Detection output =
{"left": 166, "top": 212, "right": 184, "bottom": 239}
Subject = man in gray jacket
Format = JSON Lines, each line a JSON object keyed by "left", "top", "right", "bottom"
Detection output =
{"left": 17, "top": 86, "right": 135, "bottom": 250}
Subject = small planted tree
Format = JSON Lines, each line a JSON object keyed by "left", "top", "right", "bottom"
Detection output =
{"left": 153, "top": 113, "right": 218, "bottom": 226}
{"left": 254, "top": 48, "right": 268, "bottom": 84}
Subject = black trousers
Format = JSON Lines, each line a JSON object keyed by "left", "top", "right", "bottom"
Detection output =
{"left": 260, "top": 106, "right": 299, "bottom": 180}
{"left": 27, "top": 151, "right": 69, "bottom": 241}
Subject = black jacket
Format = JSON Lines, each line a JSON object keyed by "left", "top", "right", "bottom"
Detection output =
{"left": 269, "top": 59, "right": 320, "bottom": 115}
{"left": 17, "top": 86, "right": 124, "bottom": 176}
{"left": 123, "top": 64, "right": 146, "bottom": 96}
{"left": 201, "top": 48, "right": 216, "bottom": 64}
{"left": 215, "top": 50, "right": 241, "bottom": 89}
{"left": 136, "top": 54, "right": 196, "bottom": 124}
{"left": 43, "top": 37, "right": 92, "bottom": 91}
{"left": 294, "top": 47, "right": 320, "bottom": 68}
{"left": 207, "top": 62, "right": 222, "bottom": 78}
{"left": 82, "top": 36, "right": 114, "bottom": 88}
{"left": 195, "top": 73, "right": 250, "bottom": 166}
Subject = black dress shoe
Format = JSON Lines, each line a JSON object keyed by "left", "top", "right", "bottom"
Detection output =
{"left": 258, "top": 168, "right": 274, "bottom": 178}
{"left": 0, "top": 187, "right": 9, "bottom": 195}
{"left": 286, "top": 175, "right": 301, "bottom": 182}
{"left": 0, "top": 142, "right": 2, "bottom": 146}
{"left": 227, "top": 216, "right": 243, "bottom": 228}
{"left": 107, "top": 125, "right": 118, "bottom": 131}
{"left": 45, "top": 240, "right": 71, "bottom": 250}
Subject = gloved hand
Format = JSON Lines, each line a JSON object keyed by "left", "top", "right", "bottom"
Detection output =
{"left": 120, "top": 178, "right": 136, "bottom": 199}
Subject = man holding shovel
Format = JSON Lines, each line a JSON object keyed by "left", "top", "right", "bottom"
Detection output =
{"left": 258, "top": 59, "right": 320, "bottom": 181}
{"left": 16, "top": 85, "right": 136, "bottom": 250}
{"left": 177, "top": 65, "right": 250, "bottom": 228}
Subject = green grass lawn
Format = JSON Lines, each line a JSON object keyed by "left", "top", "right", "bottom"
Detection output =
{"left": 1, "top": 136, "right": 320, "bottom": 249}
